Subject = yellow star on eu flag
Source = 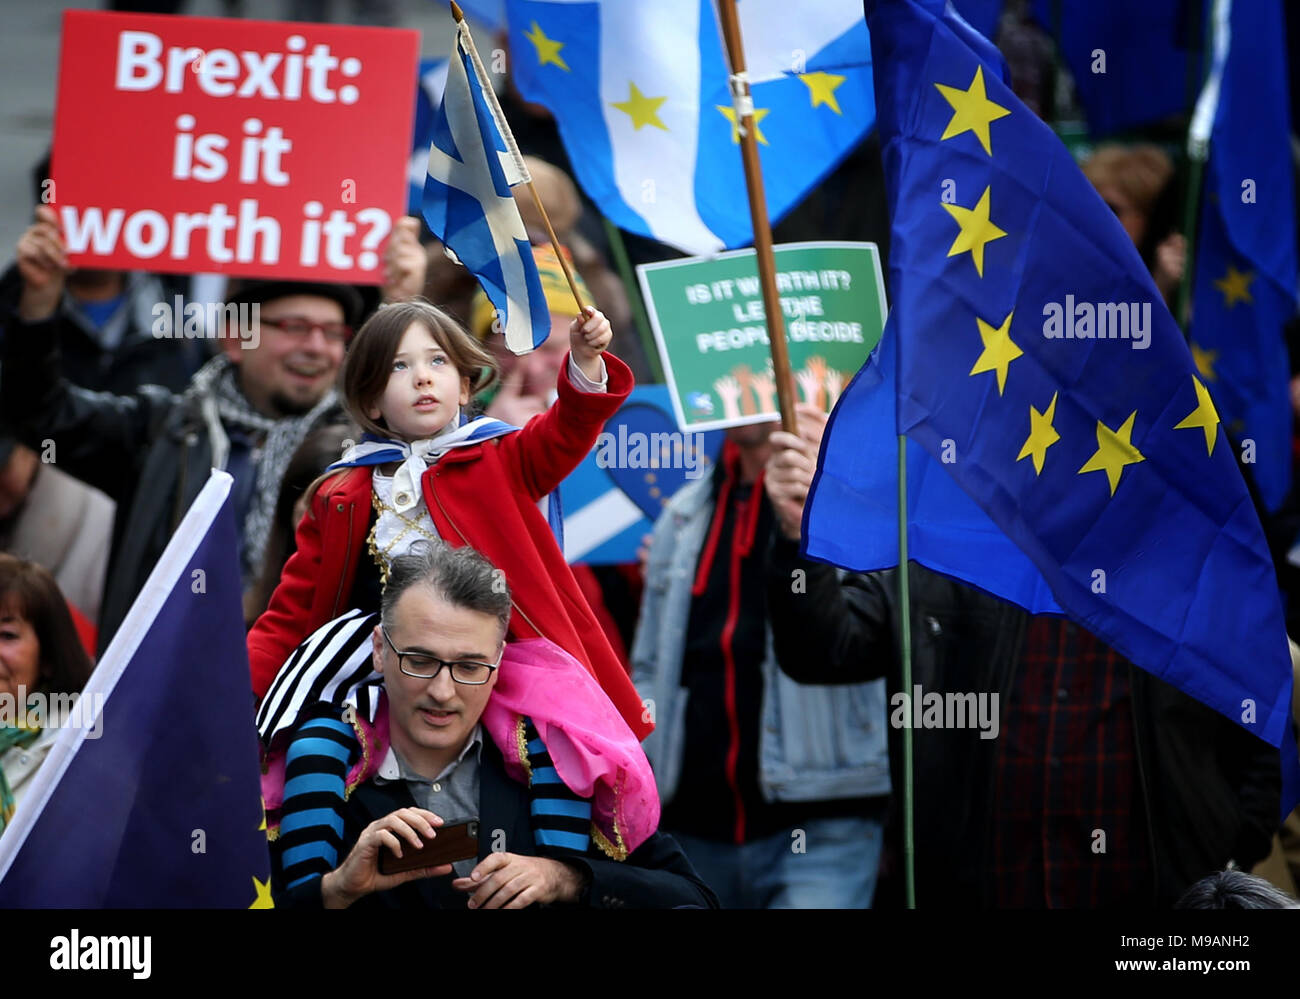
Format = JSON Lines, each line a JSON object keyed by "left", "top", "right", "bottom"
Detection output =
{"left": 1190, "top": 341, "right": 1218, "bottom": 382}
{"left": 1078, "top": 412, "right": 1145, "bottom": 495}
{"left": 934, "top": 66, "right": 1010, "bottom": 156}
{"left": 250, "top": 875, "right": 274, "bottom": 909}
{"left": 799, "top": 72, "right": 846, "bottom": 114}
{"left": 612, "top": 82, "right": 669, "bottom": 131}
{"left": 1017, "top": 392, "right": 1060, "bottom": 474}
{"left": 969, "top": 311, "right": 1021, "bottom": 395}
{"left": 942, "top": 186, "right": 1006, "bottom": 277}
{"left": 717, "top": 104, "right": 770, "bottom": 145}
{"left": 1214, "top": 265, "right": 1255, "bottom": 308}
{"left": 1174, "top": 375, "right": 1221, "bottom": 456}
{"left": 524, "top": 21, "right": 569, "bottom": 71}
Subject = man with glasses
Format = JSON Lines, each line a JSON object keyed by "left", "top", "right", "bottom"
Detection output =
{"left": 272, "top": 541, "right": 717, "bottom": 909}
{"left": 1, "top": 219, "right": 427, "bottom": 651}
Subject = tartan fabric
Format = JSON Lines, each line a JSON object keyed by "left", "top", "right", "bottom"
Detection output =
{"left": 992, "top": 617, "right": 1151, "bottom": 907}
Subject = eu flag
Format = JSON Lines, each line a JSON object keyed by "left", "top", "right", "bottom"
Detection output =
{"left": 1187, "top": 0, "right": 1296, "bottom": 512}
{"left": 807, "top": 0, "right": 1298, "bottom": 814}
{"left": 0, "top": 472, "right": 272, "bottom": 907}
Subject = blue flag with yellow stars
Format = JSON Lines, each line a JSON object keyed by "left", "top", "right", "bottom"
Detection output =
{"left": 806, "top": 0, "right": 1299, "bottom": 816}
{"left": 503, "top": 0, "right": 875, "bottom": 255}
{"left": 1187, "top": 0, "right": 1296, "bottom": 512}
{"left": 0, "top": 472, "right": 273, "bottom": 907}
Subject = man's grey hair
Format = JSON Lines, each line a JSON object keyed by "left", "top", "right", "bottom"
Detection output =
{"left": 380, "top": 540, "right": 512, "bottom": 638}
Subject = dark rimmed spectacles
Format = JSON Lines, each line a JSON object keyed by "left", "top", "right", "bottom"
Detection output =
{"left": 260, "top": 315, "right": 354, "bottom": 345}
{"left": 381, "top": 627, "right": 502, "bottom": 685}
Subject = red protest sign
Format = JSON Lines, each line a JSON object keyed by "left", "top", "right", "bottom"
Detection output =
{"left": 50, "top": 11, "right": 418, "bottom": 282}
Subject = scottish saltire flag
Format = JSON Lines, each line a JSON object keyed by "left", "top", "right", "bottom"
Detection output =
{"left": 806, "top": 0, "right": 1299, "bottom": 814}
{"left": 1187, "top": 0, "right": 1296, "bottom": 512}
{"left": 1030, "top": 0, "right": 1206, "bottom": 138}
{"left": 505, "top": 0, "right": 875, "bottom": 254}
{"left": 423, "top": 16, "right": 549, "bottom": 354}
{"left": 407, "top": 58, "right": 450, "bottom": 215}
{"left": 0, "top": 472, "right": 272, "bottom": 906}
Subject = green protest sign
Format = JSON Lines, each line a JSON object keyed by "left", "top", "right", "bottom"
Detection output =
{"left": 636, "top": 241, "right": 888, "bottom": 431}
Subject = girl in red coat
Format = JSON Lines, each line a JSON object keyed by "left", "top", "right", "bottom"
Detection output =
{"left": 248, "top": 299, "right": 649, "bottom": 889}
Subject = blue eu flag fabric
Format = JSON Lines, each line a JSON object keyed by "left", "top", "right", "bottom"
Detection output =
{"left": 1030, "top": 0, "right": 1208, "bottom": 138}
{"left": 1188, "top": 0, "right": 1296, "bottom": 512}
{"left": 806, "top": 0, "right": 1299, "bottom": 815}
{"left": 0, "top": 472, "right": 273, "bottom": 907}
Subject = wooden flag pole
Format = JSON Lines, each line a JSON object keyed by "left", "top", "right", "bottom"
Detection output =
{"left": 714, "top": 0, "right": 797, "bottom": 433}
{"left": 526, "top": 183, "right": 589, "bottom": 314}
{"left": 449, "top": 1, "right": 588, "bottom": 317}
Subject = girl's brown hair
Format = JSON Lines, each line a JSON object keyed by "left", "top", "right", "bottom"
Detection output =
{"left": 340, "top": 299, "right": 498, "bottom": 438}
{"left": 0, "top": 554, "right": 93, "bottom": 697}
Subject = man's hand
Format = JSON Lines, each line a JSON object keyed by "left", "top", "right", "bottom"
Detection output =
{"left": 570, "top": 306, "right": 612, "bottom": 383}
{"left": 380, "top": 216, "right": 429, "bottom": 304}
{"left": 16, "top": 205, "right": 68, "bottom": 322}
{"left": 452, "top": 852, "right": 587, "bottom": 909}
{"left": 764, "top": 403, "right": 830, "bottom": 541}
{"left": 319, "top": 807, "right": 452, "bottom": 909}
{"left": 485, "top": 375, "right": 549, "bottom": 427}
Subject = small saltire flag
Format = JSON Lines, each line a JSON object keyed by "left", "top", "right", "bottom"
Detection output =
{"left": 423, "top": 14, "right": 550, "bottom": 354}
{"left": 1187, "top": 0, "right": 1296, "bottom": 512}
{"left": 0, "top": 471, "right": 273, "bottom": 907}
{"left": 504, "top": 0, "right": 875, "bottom": 254}
{"left": 805, "top": 0, "right": 1299, "bottom": 816}
{"left": 407, "top": 58, "right": 450, "bottom": 215}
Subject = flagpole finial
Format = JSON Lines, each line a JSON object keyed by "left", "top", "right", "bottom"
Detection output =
{"left": 450, "top": 1, "right": 465, "bottom": 22}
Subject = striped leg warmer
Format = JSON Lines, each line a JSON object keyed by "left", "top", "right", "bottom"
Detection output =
{"left": 276, "top": 711, "right": 361, "bottom": 890}
{"left": 523, "top": 716, "right": 593, "bottom": 856}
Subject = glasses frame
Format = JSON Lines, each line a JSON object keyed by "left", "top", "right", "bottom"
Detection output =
{"left": 380, "top": 626, "right": 503, "bottom": 685}
{"left": 259, "top": 315, "right": 354, "bottom": 345}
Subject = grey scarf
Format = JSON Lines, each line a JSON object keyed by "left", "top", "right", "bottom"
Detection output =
{"left": 186, "top": 355, "right": 339, "bottom": 586}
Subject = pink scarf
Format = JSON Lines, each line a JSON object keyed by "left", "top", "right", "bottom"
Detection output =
{"left": 262, "top": 638, "right": 660, "bottom": 858}
{"left": 484, "top": 638, "right": 660, "bottom": 859}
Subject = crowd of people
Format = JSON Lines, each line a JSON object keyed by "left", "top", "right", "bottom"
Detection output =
{"left": 1, "top": 0, "right": 1299, "bottom": 911}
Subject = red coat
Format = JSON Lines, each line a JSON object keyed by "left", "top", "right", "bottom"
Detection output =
{"left": 247, "top": 352, "right": 652, "bottom": 741}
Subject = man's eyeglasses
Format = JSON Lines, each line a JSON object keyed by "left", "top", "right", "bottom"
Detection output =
{"left": 260, "top": 315, "right": 354, "bottom": 345}
{"left": 381, "top": 627, "right": 502, "bottom": 685}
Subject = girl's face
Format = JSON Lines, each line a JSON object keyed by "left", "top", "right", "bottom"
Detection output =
{"left": 367, "top": 322, "right": 471, "bottom": 443}
{"left": 0, "top": 606, "right": 42, "bottom": 700}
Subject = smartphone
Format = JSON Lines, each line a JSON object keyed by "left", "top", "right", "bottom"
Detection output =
{"left": 378, "top": 819, "right": 479, "bottom": 876}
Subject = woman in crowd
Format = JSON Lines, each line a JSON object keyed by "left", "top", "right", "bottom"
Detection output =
{"left": 0, "top": 553, "right": 94, "bottom": 836}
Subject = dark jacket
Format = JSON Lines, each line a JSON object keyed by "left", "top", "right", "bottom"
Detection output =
{"left": 0, "top": 266, "right": 205, "bottom": 395}
{"left": 766, "top": 537, "right": 1281, "bottom": 908}
{"left": 272, "top": 737, "right": 720, "bottom": 910}
{"left": 0, "top": 313, "right": 341, "bottom": 651}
